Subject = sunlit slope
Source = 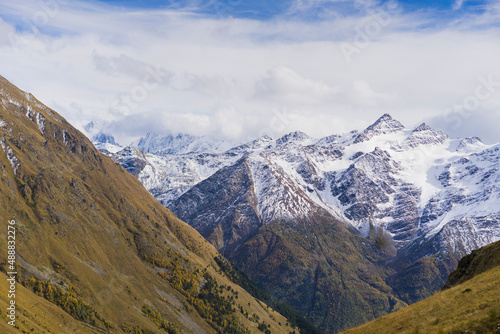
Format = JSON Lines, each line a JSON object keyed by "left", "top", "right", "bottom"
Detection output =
{"left": 0, "top": 75, "right": 294, "bottom": 334}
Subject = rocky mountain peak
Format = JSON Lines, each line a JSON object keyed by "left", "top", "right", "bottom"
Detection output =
{"left": 456, "top": 137, "right": 483, "bottom": 151}
{"left": 412, "top": 123, "right": 433, "bottom": 132}
{"left": 257, "top": 134, "right": 273, "bottom": 142}
{"left": 276, "top": 131, "right": 311, "bottom": 146}
{"left": 369, "top": 113, "right": 404, "bottom": 131}
{"left": 354, "top": 113, "right": 405, "bottom": 143}
{"left": 401, "top": 123, "right": 448, "bottom": 149}
{"left": 227, "top": 135, "right": 274, "bottom": 154}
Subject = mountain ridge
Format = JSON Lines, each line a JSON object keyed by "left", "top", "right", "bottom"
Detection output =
{"left": 0, "top": 75, "right": 300, "bottom": 334}
{"left": 100, "top": 111, "right": 500, "bottom": 332}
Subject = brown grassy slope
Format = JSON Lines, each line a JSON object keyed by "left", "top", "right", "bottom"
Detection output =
{"left": 341, "top": 242, "right": 500, "bottom": 334}
{"left": 0, "top": 75, "right": 293, "bottom": 334}
{"left": 0, "top": 272, "right": 120, "bottom": 334}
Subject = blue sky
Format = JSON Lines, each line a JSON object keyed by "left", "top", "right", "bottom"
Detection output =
{"left": 0, "top": 0, "right": 499, "bottom": 144}
{"left": 93, "top": 0, "right": 488, "bottom": 18}
{"left": 83, "top": 0, "right": 319, "bottom": 13}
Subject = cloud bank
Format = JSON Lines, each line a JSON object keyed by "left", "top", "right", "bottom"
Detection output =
{"left": 0, "top": 0, "right": 499, "bottom": 145}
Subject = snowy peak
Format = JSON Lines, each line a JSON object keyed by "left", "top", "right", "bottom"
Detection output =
{"left": 402, "top": 123, "right": 448, "bottom": 149}
{"left": 354, "top": 113, "right": 405, "bottom": 144}
{"left": 135, "top": 132, "right": 230, "bottom": 155}
{"left": 316, "top": 134, "right": 341, "bottom": 146}
{"left": 366, "top": 113, "right": 405, "bottom": 133}
{"left": 227, "top": 135, "right": 274, "bottom": 154}
{"left": 276, "top": 131, "right": 312, "bottom": 146}
{"left": 254, "top": 135, "right": 274, "bottom": 146}
{"left": 456, "top": 137, "right": 484, "bottom": 151}
{"left": 412, "top": 123, "right": 433, "bottom": 132}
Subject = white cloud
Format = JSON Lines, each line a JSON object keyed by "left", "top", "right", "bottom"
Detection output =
{"left": 254, "top": 66, "right": 339, "bottom": 104}
{"left": 0, "top": 0, "right": 499, "bottom": 145}
{"left": 427, "top": 109, "right": 500, "bottom": 144}
{"left": 453, "top": 0, "right": 465, "bottom": 10}
{"left": 0, "top": 18, "right": 16, "bottom": 46}
{"left": 350, "top": 79, "right": 395, "bottom": 106}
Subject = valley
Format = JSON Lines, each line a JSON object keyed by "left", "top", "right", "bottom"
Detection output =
{"left": 93, "top": 113, "right": 500, "bottom": 332}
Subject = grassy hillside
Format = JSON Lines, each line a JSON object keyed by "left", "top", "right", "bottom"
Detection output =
{"left": 443, "top": 240, "right": 500, "bottom": 289}
{"left": 0, "top": 272, "right": 125, "bottom": 334}
{"left": 0, "top": 75, "right": 296, "bottom": 334}
{"left": 341, "top": 241, "right": 500, "bottom": 334}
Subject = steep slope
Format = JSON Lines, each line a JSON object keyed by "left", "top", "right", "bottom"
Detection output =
{"left": 342, "top": 241, "right": 500, "bottom": 334}
{"left": 170, "top": 157, "right": 261, "bottom": 255}
{"left": 0, "top": 76, "right": 296, "bottom": 334}
{"left": 443, "top": 240, "right": 500, "bottom": 289}
{"left": 170, "top": 153, "right": 406, "bottom": 333}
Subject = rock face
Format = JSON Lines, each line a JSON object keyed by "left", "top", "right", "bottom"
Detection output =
{"left": 103, "top": 113, "right": 500, "bottom": 333}
{"left": 112, "top": 146, "right": 147, "bottom": 177}
{"left": 171, "top": 157, "right": 262, "bottom": 254}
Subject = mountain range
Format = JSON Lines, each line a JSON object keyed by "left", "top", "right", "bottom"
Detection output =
{"left": 1, "top": 72, "right": 498, "bottom": 334}
{"left": 0, "top": 76, "right": 306, "bottom": 334}
{"left": 94, "top": 113, "right": 500, "bottom": 332}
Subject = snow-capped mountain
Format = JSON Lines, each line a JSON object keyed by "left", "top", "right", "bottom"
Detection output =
{"left": 353, "top": 113, "right": 405, "bottom": 144}
{"left": 102, "top": 114, "right": 500, "bottom": 258}
{"left": 96, "top": 113, "right": 500, "bottom": 332}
